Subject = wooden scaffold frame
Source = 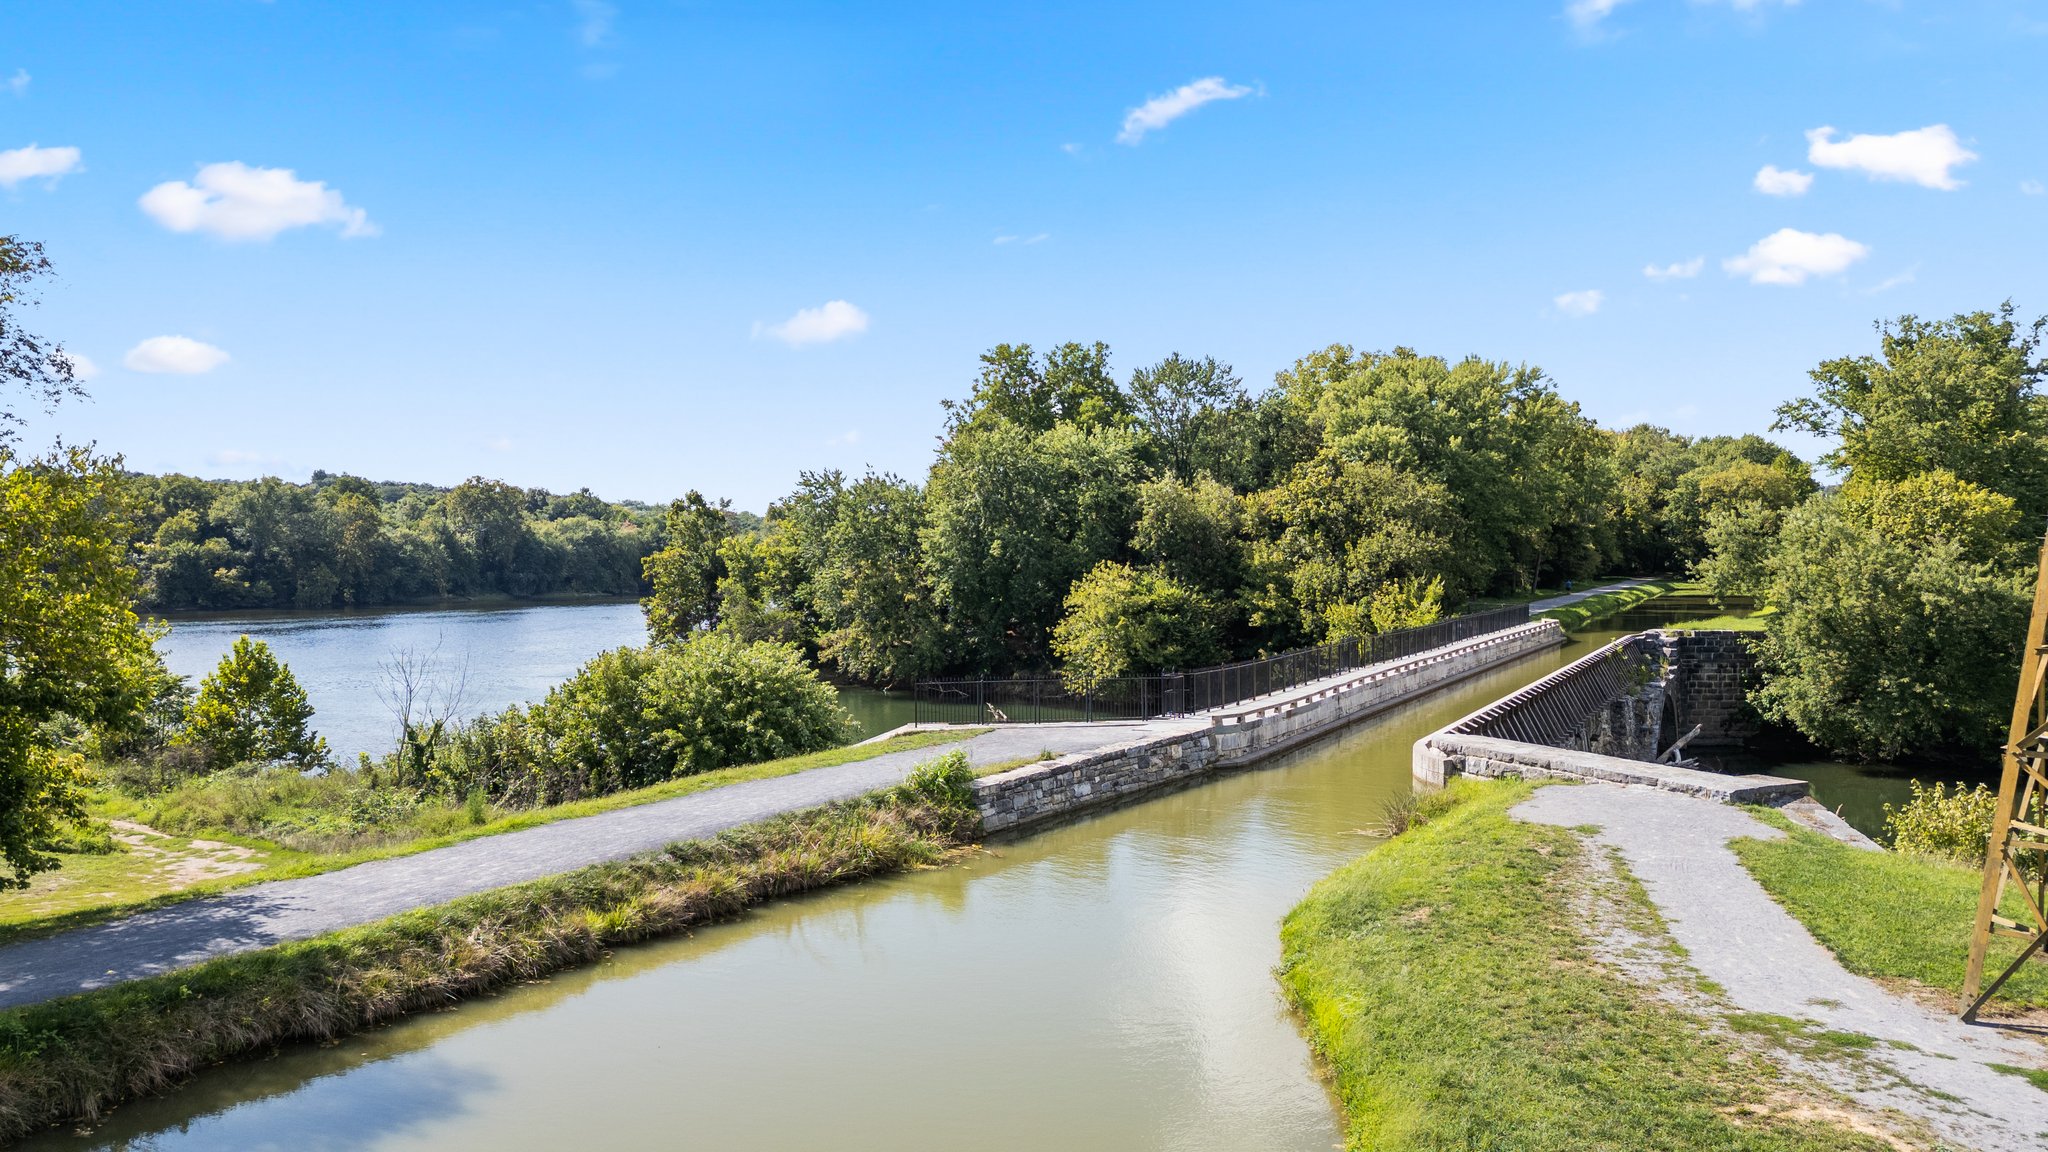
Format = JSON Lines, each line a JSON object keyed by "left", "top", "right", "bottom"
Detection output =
{"left": 1962, "top": 531, "right": 2048, "bottom": 1020}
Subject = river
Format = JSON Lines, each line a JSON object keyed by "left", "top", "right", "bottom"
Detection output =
{"left": 33, "top": 629, "right": 1629, "bottom": 1152}
{"left": 153, "top": 602, "right": 917, "bottom": 758}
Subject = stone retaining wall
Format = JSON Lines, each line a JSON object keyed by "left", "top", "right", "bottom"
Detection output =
{"left": 973, "top": 620, "right": 1566, "bottom": 832}
{"left": 1413, "top": 731, "right": 1806, "bottom": 805}
{"left": 1655, "top": 630, "right": 1759, "bottom": 745}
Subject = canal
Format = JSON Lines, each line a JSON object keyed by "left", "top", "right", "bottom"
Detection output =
{"left": 34, "top": 629, "right": 1630, "bottom": 1152}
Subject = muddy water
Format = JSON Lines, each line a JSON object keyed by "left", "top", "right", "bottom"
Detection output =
{"left": 31, "top": 633, "right": 1624, "bottom": 1152}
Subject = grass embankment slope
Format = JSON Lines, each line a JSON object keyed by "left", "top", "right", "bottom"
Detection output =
{"left": 1529, "top": 576, "right": 1680, "bottom": 631}
{"left": 0, "top": 729, "right": 980, "bottom": 947}
{"left": 0, "top": 755, "right": 985, "bottom": 1144}
{"left": 1280, "top": 779, "right": 1892, "bottom": 1152}
{"left": 1736, "top": 811, "right": 2048, "bottom": 1011}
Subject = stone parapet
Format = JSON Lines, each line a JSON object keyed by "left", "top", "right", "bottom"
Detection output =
{"left": 973, "top": 620, "right": 1566, "bottom": 833}
{"left": 1412, "top": 731, "right": 1807, "bottom": 805}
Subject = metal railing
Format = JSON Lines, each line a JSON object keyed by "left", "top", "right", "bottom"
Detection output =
{"left": 912, "top": 604, "right": 1534, "bottom": 726}
{"left": 1448, "top": 634, "right": 1657, "bottom": 746}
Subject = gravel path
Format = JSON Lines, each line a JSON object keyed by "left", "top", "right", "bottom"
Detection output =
{"left": 1517, "top": 783, "right": 2048, "bottom": 1152}
{"left": 1523, "top": 576, "right": 1655, "bottom": 614}
{"left": 0, "top": 721, "right": 1198, "bottom": 1010}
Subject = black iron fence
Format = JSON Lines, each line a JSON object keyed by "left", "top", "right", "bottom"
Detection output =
{"left": 912, "top": 604, "right": 1534, "bottom": 726}
{"left": 1449, "top": 634, "right": 1657, "bottom": 746}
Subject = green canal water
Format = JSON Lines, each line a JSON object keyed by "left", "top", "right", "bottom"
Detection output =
{"left": 30, "top": 630, "right": 1629, "bottom": 1152}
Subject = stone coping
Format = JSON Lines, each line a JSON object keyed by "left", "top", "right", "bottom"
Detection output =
{"left": 1419, "top": 732, "right": 1808, "bottom": 806}
{"left": 1202, "top": 621, "right": 1565, "bottom": 726}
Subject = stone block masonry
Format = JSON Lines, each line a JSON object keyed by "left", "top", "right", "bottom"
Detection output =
{"left": 973, "top": 621, "right": 1567, "bottom": 833}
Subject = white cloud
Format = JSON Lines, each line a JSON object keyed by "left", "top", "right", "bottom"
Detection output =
{"left": 488, "top": 436, "right": 516, "bottom": 453}
{"left": 139, "top": 162, "right": 377, "bottom": 241}
{"left": 573, "top": 0, "right": 616, "bottom": 47}
{"left": 6, "top": 70, "right": 27, "bottom": 97}
{"left": 1061, "top": 142, "right": 1082, "bottom": 155}
{"left": 1866, "top": 269, "right": 1916, "bottom": 294}
{"left": 1117, "top": 77, "right": 1251, "bottom": 145}
{"left": 0, "top": 144, "right": 83, "bottom": 188}
{"left": 1643, "top": 257, "right": 1704, "bottom": 281}
{"left": 1805, "top": 124, "right": 1976, "bottom": 190}
{"left": 1723, "top": 228, "right": 1869, "bottom": 285}
{"left": 1753, "top": 164, "right": 1812, "bottom": 196}
{"left": 1566, "top": 0, "right": 1633, "bottom": 28}
{"left": 753, "top": 300, "right": 870, "bottom": 346}
{"left": 66, "top": 352, "right": 99, "bottom": 381}
{"left": 2023, "top": 180, "right": 2045, "bottom": 196}
{"left": 1554, "top": 289, "right": 1604, "bottom": 317}
{"left": 994, "top": 233, "right": 1049, "bottom": 245}
{"left": 124, "top": 336, "right": 231, "bottom": 374}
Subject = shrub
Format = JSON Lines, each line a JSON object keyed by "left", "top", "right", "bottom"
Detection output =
{"left": 438, "top": 635, "right": 852, "bottom": 807}
{"left": 1883, "top": 780, "right": 2000, "bottom": 864}
{"left": 901, "top": 750, "right": 975, "bottom": 808}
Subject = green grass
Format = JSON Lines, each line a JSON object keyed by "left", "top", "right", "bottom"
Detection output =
{"left": 1532, "top": 577, "right": 1684, "bottom": 632}
{"left": 1677, "top": 606, "right": 1777, "bottom": 632}
{"left": 1280, "top": 778, "right": 1893, "bottom": 1152}
{"left": 0, "top": 761, "right": 985, "bottom": 1144}
{"left": 970, "top": 749, "right": 1059, "bottom": 777}
{"left": 1733, "top": 812, "right": 2048, "bottom": 1011}
{"left": 0, "top": 729, "right": 983, "bottom": 947}
{"left": 1458, "top": 574, "right": 1642, "bottom": 614}
{"left": 1988, "top": 1063, "right": 2048, "bottom": 1094}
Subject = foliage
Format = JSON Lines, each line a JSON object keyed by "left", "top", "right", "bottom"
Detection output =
{"left": 1882, "top": 780, "right": 2001, "bottom": 864}
{"left": 180, "top": 636, "right": 329, "bottom": 770}
{"left": 780, "top": 470, "right": 946, "bottom": 685}
{"left": 1749, "top": 487, "right": 2029, "bottom": 760}
{"left": 641, "top": 490, "right": 731, "bottom": 643}
{"left": 1775, "top": 304, "right": 2048, "bottom": 521}
{"left": 126, "top": 470, "right": 661, "bottom": 611}
{"left": 941, "top": 341, "right": 1132, "bottom": 434}
{"left": 1050, "top": 562, "right": 1225, "bottom": 690}
{"left": 1735, "top": 813, "right": 2048, "bottom": 1009}
{"left": 440, "top": 634, "right": 851, "bottom": 806}
{"left": 0, "top": 447, "right": 159, "bottom": 888}
{"left": 921, "top": 419, "right": 1144, "bottom": 671}
{"left": 1281, "top": 779, "right": 1886, "bottom": 1151}
{"left": 0, "top": 236, "right": 84, "bottom": 445}
{"left": 0, "top": 783, "right": 981, "bottom": 1144}
{"left": 1126, "top": 353, "right": 1245, "bottom": 479}
{"left": 901, "top": 749, "right": 976, "bottom": 808}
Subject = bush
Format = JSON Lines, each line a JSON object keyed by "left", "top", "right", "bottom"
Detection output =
{"left": 1883, "top": 780, "right": 2000, "bottom": 864}
{"left": 437, "top": 635, "right": 852, "bottom": 807}
{"left": 1051, "top": 561, "right": 1224, "bottom": 691}
{"left": 901, "top": 750, "right": 975, "bottom": 808}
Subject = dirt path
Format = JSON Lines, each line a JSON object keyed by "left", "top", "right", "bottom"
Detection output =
{"left": 1517, "top": 783, "right": 2048, "bottom": 1152}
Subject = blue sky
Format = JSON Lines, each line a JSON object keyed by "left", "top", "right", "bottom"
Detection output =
{"left": 4, "top": 0, "right": 2045, "bottom": 509}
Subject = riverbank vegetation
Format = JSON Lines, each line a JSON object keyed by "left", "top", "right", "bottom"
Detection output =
{"left": 1529, "top": 576, "right": 1683, "bottom": 632}
{"left": 1280, "top": 779, "right": 1893, "bottom": 1151}
{"left": 123, "top": 470, "right": 671, "bottom": 611}
{"left": 1699, "top": 305, "right": 2046, "bottom": 763}
{"left": 0, "top": 756, "right": 983, "bottom": 1144}
{"left": 1735, "top": 810, "right": 2048, "bottom": 1011}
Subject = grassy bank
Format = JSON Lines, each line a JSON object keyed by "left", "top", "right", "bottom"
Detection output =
{"left": 1279, "top": 779, "right": 1889, "bottom": 1152}
{"left": 1734, "top": 812, "right": 2048, "bottom": 1011}
{"left": 1531, "top": 577, "right": 1681, "bottom": 632}
{"left": 0, "top": 754, "right": 982, "bottom": 1144}
{"left": 1, "top": 729, "right": 981, "bottom": 947}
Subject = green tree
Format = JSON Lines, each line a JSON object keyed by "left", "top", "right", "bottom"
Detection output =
{"left": 1750, "top": 480, "right": 2029, "bottom": 761}
{"left": 1774, "top": 304, "right": 2048, "bottom": 521}
{"left": 921, "top": 420, "right": 1143, "bottom": 671}
{"left": 1051, "top": 562, "right": 1224, "bottom": 690}
{"left": 642, "top": 490, "right": 733, "bottom": 643}
{"left": 942, "top": 341, "right": 1132, "bottom": 434}
{"left": 782, "top": 470, "right": 947, "bottom": 685}
{"left": 0, "top": 236, "right": 83, "bottom": 444}
{"left": 0, "top": 447, "right": 159, "bottom": 886}
{"left": 181, "top": 636, "right": 329, "bottom": 768}
{"left": 1130, "top": 474, "right": 1248, "bottom": 595}
{"left": 1128, "top": 353, "right": 1244, "bottom": 479}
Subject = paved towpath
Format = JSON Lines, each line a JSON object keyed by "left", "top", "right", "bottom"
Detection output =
{"left": 0, "top": 720, "right": 1199, "bottom": 1010}
{"left": 1524, "top": 576, "right": 1656, "bottom": 615}
{"left": 1518, "top": 784, "right": 2048, "bottom": 1152}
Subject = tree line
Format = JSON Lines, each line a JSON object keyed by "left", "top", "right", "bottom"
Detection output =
{"left": 122, "top": 471, "right": 679, "bottom": 611}
{"left": 639, "top": 342, "right": 1814, "bottom": 686}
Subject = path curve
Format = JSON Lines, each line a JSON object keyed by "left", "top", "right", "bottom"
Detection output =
{"left": 1516, "top": 783, "right": 2048, "bottom": 1152}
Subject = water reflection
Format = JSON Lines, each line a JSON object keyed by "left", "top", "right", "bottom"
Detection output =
{"left": 25, "top": 635, "right": 1618, "bottom": 1152}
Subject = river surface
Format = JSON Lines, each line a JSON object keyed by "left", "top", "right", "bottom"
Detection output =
{"left": 34, "top": 629, "right": 1630, "bottom": 1152}
{"left": 154, "top": 602, "right": 916, "bottom": 758}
